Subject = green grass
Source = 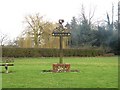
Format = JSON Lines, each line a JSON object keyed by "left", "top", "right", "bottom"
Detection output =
{"left": 1, "top": 56, "right": 118, "bottom": 88}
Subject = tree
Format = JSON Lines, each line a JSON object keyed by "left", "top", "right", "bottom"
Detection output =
{"left": 17, "top": 37, "right": 25, "bottom": 48}
{"left": 41, "top": 22, "right": 58, "bottom": 48}
{"left": 69, "top": 5, "right": 96, "bottom": 48}
{"left": 79, "top": 5, "right": 96, "bottom": 45}
{"left": 24, "top": 13, "right": 48, "bottom": 48}
{"left": 0, "top": 32, "right": 9, "bottom": 46}
{"left": 69, "top": 17, "right": 79, "bottom": 47}
{"left": 18, "top": 13, "right": 62, "bottom": 48}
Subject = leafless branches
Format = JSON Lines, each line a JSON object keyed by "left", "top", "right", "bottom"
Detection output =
{"left": 0, "top": 32, "right": 9, "bottom": 46}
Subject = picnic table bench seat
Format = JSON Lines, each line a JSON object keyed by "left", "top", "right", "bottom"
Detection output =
{"left": 0, "top": 57, "right": 14, "bottom": 73}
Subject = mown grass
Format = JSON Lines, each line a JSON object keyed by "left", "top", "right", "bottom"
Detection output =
{"left": 1, "top": 56, "right": 118, "bottom": 88}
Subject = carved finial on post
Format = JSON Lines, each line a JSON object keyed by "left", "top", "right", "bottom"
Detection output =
{"left": 59, "top": 19, "right": 64, "bottom": 25}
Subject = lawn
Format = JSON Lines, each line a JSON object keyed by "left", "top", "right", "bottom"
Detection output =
{"left": 1, "top": 56, "right": 118, "bottom": 88}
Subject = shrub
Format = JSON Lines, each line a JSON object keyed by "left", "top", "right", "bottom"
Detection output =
{"left": 2, "top": 48, "right": 104, "bottom": 57}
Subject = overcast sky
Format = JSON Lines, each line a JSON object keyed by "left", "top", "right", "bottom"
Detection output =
{"left": 0, "top": 0, "right": 118, "bottom": 40}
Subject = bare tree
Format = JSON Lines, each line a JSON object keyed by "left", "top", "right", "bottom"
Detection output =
{"left": 23, "top": 13, "right": 49, "bottom": 48}
{"left": 21, "top": 13, "right": 57, "bottom": 48}
{"left": 0, "top": 32, "right": 9, "bottom": 46}
{"left": 80, "top": 4, "right": 96, "bottom": 25}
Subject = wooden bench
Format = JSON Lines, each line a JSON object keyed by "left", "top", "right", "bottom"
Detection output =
{"left": 0, "top": 57, "right": 14, "bottom": 73}
{"left": 0, "top": 63, "right": 14, "bottom": 66}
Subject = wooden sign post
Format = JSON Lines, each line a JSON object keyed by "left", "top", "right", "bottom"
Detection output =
{"left": 52, "top": 19, "right": 71, "bottom": 72}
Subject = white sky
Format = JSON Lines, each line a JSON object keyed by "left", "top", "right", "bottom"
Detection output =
{"left": 0, "top": 0, "right": 118, "bottom": 40}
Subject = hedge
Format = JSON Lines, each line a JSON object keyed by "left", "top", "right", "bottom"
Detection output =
{"left": 2, "top": 48, "right": 104, "bottom": 57}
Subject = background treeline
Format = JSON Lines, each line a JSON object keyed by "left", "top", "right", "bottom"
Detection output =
{"left": 67, "top": 15, "right": 119, "bottom": 54}
{"left": 1, "top": 4, "right": 119, "bottom": 55}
